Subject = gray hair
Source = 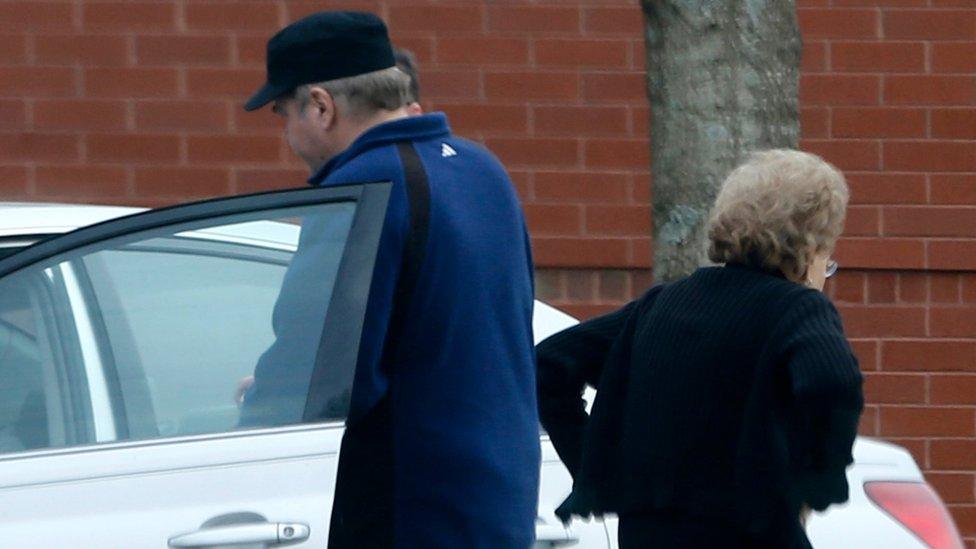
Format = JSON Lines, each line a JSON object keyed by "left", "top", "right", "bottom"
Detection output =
{"left": 295, "top": 66, "right": 412, "bottom": 118}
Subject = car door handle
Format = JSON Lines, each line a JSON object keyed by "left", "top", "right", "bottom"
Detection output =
{"left": 168, "top": 522, "right": 310, "bottom": 547}
{"left": 534, "top": 523, "right": 580, "bottom": 547}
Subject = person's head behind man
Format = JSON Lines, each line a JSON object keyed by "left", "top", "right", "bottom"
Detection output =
{"left": 245, "top": 11, "right": 413, "bottom": 173}
{"left": 393, "top": 47, "right": 422, "bottom": 115}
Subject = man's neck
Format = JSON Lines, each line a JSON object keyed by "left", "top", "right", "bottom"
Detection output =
{"left": 309, "top": 107, "right": 413, "bottom": 175}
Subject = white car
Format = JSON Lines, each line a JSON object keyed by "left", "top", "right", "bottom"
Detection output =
{"left": 0, "top": 188, "right": 963, "bottom": 548}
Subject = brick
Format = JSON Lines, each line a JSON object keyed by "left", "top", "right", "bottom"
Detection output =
{"left": 801, "top": 41, "right": 827, "bottom": 73}
{"left": 0, "top": 67, "right": 74, "bottom": 97}
{"left": 0, "top": 166, "right": 29, "bottom": 196}
{"left": 535, "top": 39, "right": 629, "bottom": 68}
{"left": 0, "top": 35, "right": 28, "bottom": 64}
{"left": 437, "top": 104, "right": 527, "bottom": 136}
{"left": 535, "top": 269, "right": 565, "bottom": 302}
{"left": 0, "top": 2, "right": 74, "bottom": 31}
{"left": 0, "top": 100, "right": 27, "bottom": 130}
{"left": 137, "top": 36, "right": 232, "bottom": 66}
{"left": 187, "top": 136, "right": 280, "bottom": 164}
{"left": 832, "top": 41, "right": 925, "bottom": 72}
{"left": 136, "top": 100, "right": 229, "bottom": 131}
{"left": 284, "top": 1, "right": 381, "bottom": 22}
{"left": 932, "top": 241, "right": 976, "bottom": 272}
{"left": 884, "top": 76, "right": 976, "bottom": 105}
{"left": 34, "top": 100, "right": 127, "bottom": 131}
{"left": 801, "top": 107, "right": 829, "bottom": 138}
{"left": 134, "top": 167, "right": 231, "bottom": 198}
{"left": 965, "top": 275, "right": 976, "bottom": 303}
{"left": 487, "top": 6, "right": 579, "bottom": 33}
{"left": 534, "top": 171, "right": 631, "bottom": 204}
{"left": 533, "top": 237, "right": 629, "bottom": 268}
{"left": 83, "top": 2, "right": 176, "bottom": 31}
{"left": 235, "top": 168, "right": 309, "bottom": 193}
{"left": 630, "top": 238, "right": 652, "bottom": 268}
{"left": 524, "top": 204, "right": 582, "bottom": 236}
{"left": 868, "top": 272, "right": 897, "bottom": 303}
{"left": 801, "top": 139, "right": 880, "bottom": 171}
{"left": 953, "top": 506, "right": 976, "bottom": 538}
{"left": 558, "top": 304, "right": 618, "bottom": 320}
{"left": 598, "top": 270, "right": 629, "bottom": 302}
{"left": 85, "top": 68, "right": 178, "bottom": 98}
{"left": 584, "top": 7, "right": 642, "bottom": 34}
{"left": 864, "top": 373, "right": 926, "bottom": 404}
{"left": 879, "top": 406, "right": 974, "bottom": 436}
{"left": 835, "top": 237, "right": 925, "bottom": 269}
{"left": 419, "top": 70, "right": 481, "bottom": 100}
{"left": 187, "top": 68, "right": 265, "bottom": 99}
{"left": 931, "top": 307, "right": 976, "bottom": 337}
{"left": 632, "top": 172, "right": 651, "bottom": 203}
{"left": 87, "top": 134, "right": 180, "bottom": 163}
{"left": 565, "top": 270, "right": 596, "bottom": 301}
{"left": 486, "top": 72, "right": 578, "bottom": 101}
{"left": 832, "top": 108, "right": 926, "bottom": 138}
{"left": 858, "top": 405, "right": 879, "bottom": 435}
{"left": 931, "top": 174, "right": 976, "bottom": 205}
{"left": 885, "top": 207, "right": 976, "bottom": 237}
{"left": 35, "top": 35, "right": 129, "bottom": 66}
{"left": 927, "top": 473, "right": 975, "bottom": 504}
{"left": 585, "top": 205, "right": 650, "bottom": 236}
{"left": 900, "top": 273, "right": 928, "bottom": 303}
{"left": 436, "top": 38, "right": 529, "bottom": 65}
{"left": 34, "top": 165, "right": 128, "bottom": 197}
{"left": 798, "top": 8, "right": 879, "bottom": 39}
{"left": 0, "top": 133, "right": 79, "bottom": 162}
{"left": 832, "top": 271, "right": 866, "bottom": 303}
{"left": 800, "top": 74, "right": 880, "bottom": 105}
{"left": 535, "top": 106, "right": 628, "bottom": 136}
{"left": 932, "top": 43, "right": 976, "bottom": 73}
{"left": 485, "top": 138, "right": 579, "bottom": 168}
{"left": 883, "top": 10, "right": 976, "bottom": 40}
{"left": 387, "top": 35, "right": 433, "bottom": 64}
{"left": 931, "top": 375, "right": 976, "bottom": 405}
{"left": 851, "top": 339, "right": 880, "bottom": 371}
{"left": 844, "top": 206, "right": 880, "bottom": 236}
{"left": 847, "top": 173, "right": 926, "bottom": 205}
{"left": 931, "top": 273, "right": 962, "bottom": 304}
{"left": 837, "top": 305, "right": 926, "bottom": 337}
{"left": 185, "top": 3, "right": 280, "bottom": 31}
{"left": 389, "top": 5, "right": 482, "bottom": 32}
{"left": 884, "top": 142, "right": 976, "bottom": 173}
{"left": 932, "top": 109, "right": 976, "bottom": 140}
{"left": 584, "top": 139, "right": 649, "bottom": 169}
{"left": 932, "top": 440, "right": 976, "bottom": 469}
{"left": 583, "top": 72, "right": 645, "bottom": 103}
{"left": 832, "top": 0, "right": 927, "bottom": 5}
{"left": 236, "top": 35, "right": 269, "bottom": 67}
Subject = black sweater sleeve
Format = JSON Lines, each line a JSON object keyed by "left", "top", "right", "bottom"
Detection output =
{"left": 771, "top": 289, "right": 865, "bottom": 511}
{"left": 536, "top": 298, "right": 642, "bottom": 478}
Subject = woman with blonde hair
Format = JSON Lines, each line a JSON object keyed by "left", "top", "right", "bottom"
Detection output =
{"left": 537, "top": 149, "right": 863, "bottom": 548}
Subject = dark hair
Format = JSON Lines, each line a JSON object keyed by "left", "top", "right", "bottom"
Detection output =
{"left": 393, "top": 47, "right": 420, "bottom": 103}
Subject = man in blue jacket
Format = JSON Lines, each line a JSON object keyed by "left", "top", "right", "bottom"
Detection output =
{"left": 242, "top": 11, "right": 539, "bottom": 549}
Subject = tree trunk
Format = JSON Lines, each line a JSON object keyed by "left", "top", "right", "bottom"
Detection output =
{"left": 642, "top": 0, "right": 801, "bottom": 283}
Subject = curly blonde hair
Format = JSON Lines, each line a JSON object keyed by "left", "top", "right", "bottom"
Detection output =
{"left": 707, "top": 149, "right": 849, "bottom": 281}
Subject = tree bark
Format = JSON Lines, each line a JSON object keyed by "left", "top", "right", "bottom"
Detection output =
{"left": 642, "top": 0, "right": 801, "bottom": 282}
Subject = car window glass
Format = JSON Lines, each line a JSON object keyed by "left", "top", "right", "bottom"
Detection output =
{"left": 0, "top": 202, "right": 357, "bottom": 455}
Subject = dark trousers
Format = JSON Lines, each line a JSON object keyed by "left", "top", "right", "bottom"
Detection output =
{"left": 618, "top": 511, "right": 812, "bottom": 549}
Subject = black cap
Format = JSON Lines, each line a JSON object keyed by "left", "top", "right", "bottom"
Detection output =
{"left": 244, "top": 11, "right": 396, "bottom": 111}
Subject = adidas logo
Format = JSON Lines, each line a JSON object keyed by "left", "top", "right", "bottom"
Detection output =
{"left": 441, "top": 143, "right": 458, "bottom": 158}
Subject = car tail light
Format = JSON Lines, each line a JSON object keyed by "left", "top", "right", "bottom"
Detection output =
{"left": 864, "top": 481, "right": 964, "bottom": 549}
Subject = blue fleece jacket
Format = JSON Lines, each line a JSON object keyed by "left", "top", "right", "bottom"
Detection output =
{"left": 317, "top": 113, "right": 538, "bottom": 547}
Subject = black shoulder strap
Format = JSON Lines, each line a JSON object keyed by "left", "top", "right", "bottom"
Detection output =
{"left": 385, "top": 142, "right": 431, "bottom": 353}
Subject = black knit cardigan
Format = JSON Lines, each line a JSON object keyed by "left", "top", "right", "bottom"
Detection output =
{"left": 537, "top": 263, "right": 864, "bottom": 535}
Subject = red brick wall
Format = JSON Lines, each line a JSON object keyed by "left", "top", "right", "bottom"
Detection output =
{"left": 1, "top": 0, "right": 975, "bottom": 543}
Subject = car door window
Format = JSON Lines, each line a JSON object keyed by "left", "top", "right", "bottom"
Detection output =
{"left": 0, "top": 186, "right": 388, "bottom": 456}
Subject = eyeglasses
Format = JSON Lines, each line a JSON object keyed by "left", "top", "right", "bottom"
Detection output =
{"left": 826, "top": 260, "right": 839, "bottom": 279}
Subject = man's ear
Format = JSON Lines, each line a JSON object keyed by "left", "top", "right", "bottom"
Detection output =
{"left": 307, "top": 86, "right": 336, "bottom": 128}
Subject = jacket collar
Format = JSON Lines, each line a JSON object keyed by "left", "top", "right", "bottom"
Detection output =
{"left": 308, "top": 112, "right": 451, "bottom": 186}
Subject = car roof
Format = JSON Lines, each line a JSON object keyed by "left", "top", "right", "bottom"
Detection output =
{"left": 0, "top": 202, "right": 145, "bottom": 238}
